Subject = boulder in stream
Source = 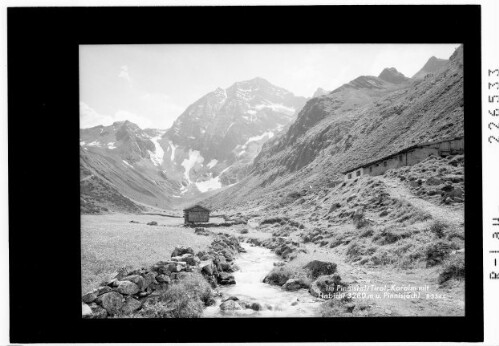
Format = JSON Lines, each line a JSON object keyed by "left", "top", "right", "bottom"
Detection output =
{"left": 282, "top": 278, "right": 309, "bottom": 291}
{"left": 217, "top": 272, "right": 236, "bottom": 285}
{"left": 220, "top": 299, "right": 243, "bottom": 311}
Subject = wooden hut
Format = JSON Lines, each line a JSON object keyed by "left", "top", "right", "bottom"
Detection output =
{"left": 183, "top": 205, "right": 210, "bottom": 224}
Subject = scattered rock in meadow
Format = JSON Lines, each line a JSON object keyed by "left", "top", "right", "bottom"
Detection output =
{"left": 200, "top": 260, "right": 214, "bottom": 275}
{"left": 171, "top": 245, "right": 195, "bottom": 258}
{"left": 303, "top": 260, "right": 337, "bottom": 279}
{"left": 98, "top": 291, "right": 124, "bottom": 315}
{"left": 156, "top": 274, "right": 171, "bottom": 284}
{"left": 116, "top": 281, "right": 140, "bottom": 295}
{"left": 142, "top": 272, "right": 157, "bottom": 288}
{"left": 82, "top": 302, "right": 92, "bottom": 317}
{"left": 87, "top": 303, "right": 108, "bottom": 319}
{"left": 83, "top": 232, "right": 246, "bottom": 318}
{"left": 195, "top": 227, "right": 210, "bottom": 236}
{"left": 122, "top": 274, "right": 146, "bottom": 290}
{"left": 121, "top": 297, "right": 142, "bottom": 314}
{"left": 82, "top": 291, "right": 98, "bottom": 303}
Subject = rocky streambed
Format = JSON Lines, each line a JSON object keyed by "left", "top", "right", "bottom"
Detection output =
{"left": 82, "top": 228, "right": 348, "bottom": 318}
{"left": 204, "top": 243, "right": 324, "bottom": 317}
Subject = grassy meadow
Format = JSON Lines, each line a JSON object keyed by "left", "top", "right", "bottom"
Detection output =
{"left": 81, "top": 213, "right": 215, "bottom": 293}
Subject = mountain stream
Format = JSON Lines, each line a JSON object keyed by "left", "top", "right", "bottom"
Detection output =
{"left": 203, "top": 243, "right": 323, "bottom": 317}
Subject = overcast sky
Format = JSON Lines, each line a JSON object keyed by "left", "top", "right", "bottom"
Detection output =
{"left": 80, "top": 44, "right": 460, "bottom": 129}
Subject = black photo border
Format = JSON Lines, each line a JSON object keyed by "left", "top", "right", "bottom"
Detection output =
{"left": 8, "top": 5, "right": 482, "bottom": 343}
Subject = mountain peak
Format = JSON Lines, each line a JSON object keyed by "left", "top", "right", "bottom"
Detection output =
{"left": 412, "top": 56, "right": 448, "bottom": 79}
{"left": 423, "top": 56, "right": 447, "bottom": 69}
{"left": 312, "top": 87, "right": 329, "bottom": 98}
{"left": 233, "top": 77, "right": 272, "bottom": 87}
{"left": 249, "top": 76, "right": 270, "bottom": 83}
{"left": 113, "top": 119, "right": 138, "bottom": 127}
{"left": 378, "top": 67, "right": 409, "bottom": 84}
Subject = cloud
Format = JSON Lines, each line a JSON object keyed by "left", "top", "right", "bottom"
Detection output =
{"left": 118, "top": 65, "right": 132, "bottom": 86}
{"left": 80, "top": 102, "right": 114, "bottom": 128}
{"left": 113, "top": 110, "right": 152, "bottom": 129}
{"left": 80, "top": 102, "right": 152, "bottom": 129}
{"left": 140, "top": 93, "right": 186, "bottom": 129}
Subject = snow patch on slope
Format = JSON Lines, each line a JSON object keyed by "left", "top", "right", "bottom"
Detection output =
{"left": 254, "top": 103, "right": 295, "bottom": 115}
{"left": 196, "top": 166, "right": 231, "bottom": 193}
{"left": 233, "top": 131, "right": 275, "bottom": 157}
{"left": 168, "top": 141, "right": 177, "bottom": 162}
{"left": 87, "top": 141, "right": 102, "bottom": 147}
{"left": 207, "top": 159, "right": 218, "bottom": 169}
{"left": 107, "top": 142, "right": 116, "bottom": 149}
{"left": 122, "top": 160, "right": 134, "bottom": 168}
{"left": 181, "top": 149, "right": 204, "bottom": 183}
{"left": 148, "top": 132, "right": 166, "bottom": 166}
{"left": 195, "top": 174, "right": 222, "bottom": 192}
{"left": 247, "top": 131, "right": 274, "bottom": 143}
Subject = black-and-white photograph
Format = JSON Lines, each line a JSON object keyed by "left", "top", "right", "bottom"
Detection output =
{"left": 79, "top": 43, "right": 465, "bottom": 319}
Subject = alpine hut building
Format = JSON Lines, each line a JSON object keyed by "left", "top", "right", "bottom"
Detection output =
{"left": 183, "top": 205, "right": 211, "bottom": 225}
{"left": 342, "top": 136, "right": 464, "bottom": 180}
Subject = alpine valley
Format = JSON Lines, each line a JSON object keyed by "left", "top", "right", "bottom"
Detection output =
{"left": 80, "top": 77, "right": 307, "bottom": 212}
{"left": 81, "top": 46, "right": 465, "bottom": 319}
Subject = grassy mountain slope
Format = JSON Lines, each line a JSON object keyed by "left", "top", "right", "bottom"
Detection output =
{"left": 203, "top": 46, "right": 463, "bottom": 211}
{"left": 80, "top": 146, "right": 179, "bottom": 212}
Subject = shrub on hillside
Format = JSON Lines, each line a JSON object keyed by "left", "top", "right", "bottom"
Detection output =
{"left": 429, "top": 220, "right": 448, "bottom": 238}
{"left": 369, "top": 249, "right": 398, "bottom": 265}
{"left": 346, "top": 242, "right": 375, "bottom": 262}
{"left": 352, "top": 209, "right": 369, "bottom": 229}
{"left": 261, "top": 217, "right": 286, "bottom": 225}
{"left": 154, "top": 272, "right": 214, "bottom": 318}
{"left": 346, "top": 242, "right": 364, "bottom": 261}
{"left": 174, "top": 272, "right": 214, "bottom": 306}
{"left": 438, "top": 254, "right": 465, "bottom": 284}
{"left": 373, "top": 227, "right": 411, "bottom": 245}
{"left": 359, "top": 228, "right": 374, "bottom": 238}
{"left": 159, "top": 285, "right": 205, "bottom": 318}
{"left": 320, "top": 296, "right": 354, "bottom": 317}
{"left": 446, "top": 229, "right": 464, "bottom": 241}
{"left": 425, "top": 241, "right": 452, "bottom": 267}
{"left": 131, "top": 299, "right": 173, "bottom": 318}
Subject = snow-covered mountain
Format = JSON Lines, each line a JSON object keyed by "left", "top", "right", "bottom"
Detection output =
{"left": 162, "top": 77, "right": 307, "bottom": 195}
{"left": 80, "top": 121, "right": 180, "bottom": 211}
{"left": 80, "top": 77, "right": 307, "bottom": 211}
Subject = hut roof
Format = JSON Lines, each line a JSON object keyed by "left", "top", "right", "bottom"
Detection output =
{"left": 183, "top": 205, "right": 211, "bottom": 212}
